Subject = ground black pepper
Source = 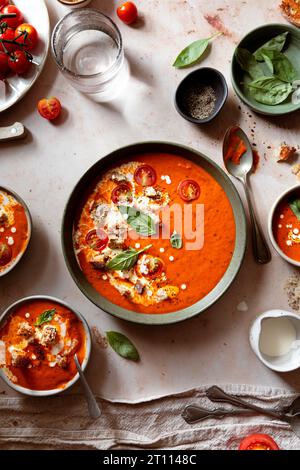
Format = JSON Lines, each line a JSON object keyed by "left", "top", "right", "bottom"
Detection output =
{"left": 184, "top": 85, "right": 217, "bottom": 120}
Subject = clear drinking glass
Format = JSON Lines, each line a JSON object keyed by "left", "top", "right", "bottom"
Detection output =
{"left": 51, "top": 9, "right": 126, "bottom": 101}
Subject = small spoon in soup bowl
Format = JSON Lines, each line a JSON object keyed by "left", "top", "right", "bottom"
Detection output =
{"left": 223, "top": 126, "right": 271, "bottom": 264}
{"left": 74, "top": 354, "right": 101, "bottom": 420}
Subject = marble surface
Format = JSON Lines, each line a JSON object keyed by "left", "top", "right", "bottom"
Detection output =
{"left": 1, "top": 0, "right": 300, "bottom": 401}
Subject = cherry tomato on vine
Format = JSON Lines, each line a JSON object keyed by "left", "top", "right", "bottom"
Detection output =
{"left": 15, "top": 24, "right": 38, "bottom": 51}
{"left": 1, "top": 5, "right": 24, "bottom": 29}
{"left": 0, "top": 0, "right": 8, "bottom": 9}
{"left": 37, "top": 97, "right": 62, "bottom": 121}
{"left": 8, "top": 50, "right": 31, "bottom": 75}
{"left": 0, "top": 50, "right": 9, "bottom": 79}
{"left": 117, "top": 2, "right": 138, "bottom": 25}
{"left": 0, "top": 28, "right": 17, "bottom": 53}
{"left": 239, "top": 434, "right": 279, "bottom": 451}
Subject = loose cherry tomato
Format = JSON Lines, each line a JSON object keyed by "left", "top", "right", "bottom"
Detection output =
{"left": 136, "top": 255, "right": 164, "bottom": 279}
{"left": 111, "top": 183, "right": 133, "bottom": 205}
{"left": 0, "top": 28, "right": 17, "bottom": 53}
{"left": 1, "top": 5, "right": 24, "bottom": 29}
{"left": 178, "top": 179, "right": 200, "bottom": 202}
{"left": 85, "top": 229, "right": 109, "bottom": 252}
{"left": 37, "top": 97, "right": 62, "bottom": 120}
{"left": 8, "top": 50, "right": 31, "bottom": 75}
{"left": 134, "top": 165, "right": 157, "bottom": 187}
{"left": 239, "top": 433, "right": 279, "bottom": 451}
{"left": 117, "top": 2, "right": 138, "bottom": 25}
{"left": 0, "top": 242, "right": 12, "bottom": 266}
{"left": 0, "top": 50, "right": 9, "bottom": 79}
{"left": 15, "top": 24, "right": 38, "bottom": 51}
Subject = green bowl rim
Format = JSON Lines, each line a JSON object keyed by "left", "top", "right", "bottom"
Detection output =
{"left": 61, "top": 141, "right": 247, "bottom": 325}
{"left": 231, "top": 23, "right": 300, "bottom": 116}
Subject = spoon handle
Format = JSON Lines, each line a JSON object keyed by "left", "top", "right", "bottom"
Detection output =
{"left": 206, "top": 386, "right": 287, "bottom": 422}
{"left": 74, "top": 355, "right": 102, "bottom": 420}
{"left": 182, "top": 404, "right": 250, "bottom": 423}
{"left": 242, "top": 180, "right": 271, "bottom": 264}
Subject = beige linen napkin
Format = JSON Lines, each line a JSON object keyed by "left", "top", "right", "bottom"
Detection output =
{"left": 0, "top": 384, "right": 299, "bottom": 450}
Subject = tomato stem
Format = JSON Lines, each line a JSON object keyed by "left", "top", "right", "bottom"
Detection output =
{"left": 0, "top": 13, "right": 17, "bottom": 19}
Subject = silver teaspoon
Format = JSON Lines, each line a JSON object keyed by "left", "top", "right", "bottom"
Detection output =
{"left": 74, "top": 354, "right": 101, "bottom": 420}
{"left": 206, "top": 386, "right": 300, "bottom": 437}
{"left": 182, "top": 405, "right": 252, "bottom": 423}
{"left": 223, "top": 126, "right": 271, "bottom": 264}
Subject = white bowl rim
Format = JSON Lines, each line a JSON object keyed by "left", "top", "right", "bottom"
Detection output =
{"left": 0, "top": 185, "right": 32, "bottom": 278}
{"left": 0, "top": 295, "right": 91, "bottom": 397}
{"left": 268, "top": 183, "right": 300, "bottom": 268}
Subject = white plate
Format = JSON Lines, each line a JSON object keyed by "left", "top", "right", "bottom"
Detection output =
{"left": 0, "top": 0, "right": 49, "bottom": 113}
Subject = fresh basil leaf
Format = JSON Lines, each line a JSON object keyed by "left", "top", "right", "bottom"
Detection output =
{"left": 254, "top": 32, "right": 289, "bottom": 61}
{"left": 34, "top": 309, "right": 56, "bottom": 327}
{"left": 260, "top": 49, "right": 296, "bottom": 83}
{"left": 118, "top": 205, "right": 156, "bottom": 236}
{"left": 289, "top": 199, "right": 300, "bottom": 220}
{"left": 173, "top": 32, "right": 221, "bottom": 68}
{"left": 106, "top": 331, "right": 140, "bottom": 361}
{"left": 235, "top": 47, "right": 265, "bottom": 79}
{"left": 106, "top": 244, "right": 152, "bottom": 271}
{"left": 170, "top": 231, "right": 183, "bottom": 249}
{"left": 261, "top": 52, "right": 274, "bottom": 74}
{"left": 248, "top": 77, "right": 292, "bottom": 105}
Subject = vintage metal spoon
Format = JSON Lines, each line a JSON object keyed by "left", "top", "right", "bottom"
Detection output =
{"left": 183, "top": 396, "right": 300, "bottom": 424}
{"left": 0, "top": 122, "right": 26, "bottom": 142}
{"left": 223, "top": 126, "right": 271, "bottom": 264}
{"left": 74, "top": 354, "right": 101, "bottom": 420}
{"left": 206, "top": 386, "right": 300, "bottom": 437}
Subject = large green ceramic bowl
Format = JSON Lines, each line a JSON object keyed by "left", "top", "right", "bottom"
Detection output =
{"left": 232, "top": 23, "right": 300, "bottom": 116}
{"left": 62, "top": 142, "right": 247, "bottom": 325}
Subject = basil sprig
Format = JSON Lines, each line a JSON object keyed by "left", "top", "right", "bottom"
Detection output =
{"left": 34, "top": 309, "right": 56, "bottom": 327}
{"left": 248, "top": 77, "right": 292, "bottom": 105}
{"left": 170, "top": 231, "right": 183, "bottom": 249}
{"left": 106, "top": 331, "right": 140, "bottom": 361}
{"left": 106, "top": 244, "right": 152, "bottom": 271}
{"left": 118, "top": 205, "right": 156, "bottom": 236}
{"left": 289, "top": 198, "right": 300, "bottom": 220}
{"left": 253, "top": 32, "right": 289, "bottom": 61}
{"left": 173, "top": 32, "right": 222, "bottom": 68}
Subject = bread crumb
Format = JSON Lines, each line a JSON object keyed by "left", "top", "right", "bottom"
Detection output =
{"left": 277, "top": 144, "right": 297, "bottom": 162}
{"left": 284, "top": 274, "right": 300, "bottom": 311}
{"left": 92, "top": 326, "right": 108, "bottom": 349}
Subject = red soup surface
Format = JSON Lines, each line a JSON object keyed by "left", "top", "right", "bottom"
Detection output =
{"left": 273, "top": 190, "right": 300, "bottom": 262}
{"left": 74, "top": 153, "right": 236, "bottom": 314}
{"left": 0, "top": 300, "right": 86, "bottom": 391}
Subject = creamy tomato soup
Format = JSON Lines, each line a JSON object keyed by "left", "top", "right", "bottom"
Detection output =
{"left": 0, "top": 300, "right": 86, "bottom": 391}
{"left": 0, "top": 189, "right": 29, "bottom": 274}
{"left": 74, "top": 153, "right": 236, "bottom": 314}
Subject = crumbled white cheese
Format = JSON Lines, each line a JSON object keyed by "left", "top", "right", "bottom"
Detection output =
{"left": 165, "top": 175, "right": 171, "bottom": 185}
{"left": 287, "top": 240, "right": 292, "bottom": 246}
{"left": 11, "top": 227, "right": 16, "bottom": 233}
{"left": 294, "top": 228, "right": 300, "bottom": 235}
{"left": 135, "top": 243, "right": 141, "bottom": 249}
{"left": 144, "top": 187, "right": 157, "bottom": 197}
{"left": 156, "top": 288, "right": 169, "bottom": 301}
{"left": 159, "top": 247, "right": 165, "bottom": 253}
{"left": 181, "top": 284, "right": 187, "bottom": 290}
{"left": 102, "top": 274, "right": 108, "bottom": 280}
{"left": 7, "top": 236, "right": 14, "bottom": 246}
{"left": 169, "top": 256, "right": 174, "bottom": 262}
{"left": 25, "top": 312, "right": 30, "bottom": 319}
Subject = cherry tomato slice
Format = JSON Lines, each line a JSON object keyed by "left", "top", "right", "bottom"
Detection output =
{"left": 8, "top": 50, "right": 31, "bottom": 75}
{"left": 38, "top": 97, "right": 62, "bottom": 121}
{"left": 178, "top": 179, "right": 200, "bottom": 202}
{"left": 117, "top": 2, "right": 138, "bottom": 25}
{"left": 134, "top": 165, "right": 157, "bottom": 187}
{"left": 0, "top": 50, "right": 9, "bottom": 79}
{"left": 15, "top": 24, "right": 38, "bottom": 51}
{"left": 136, "top": 255, "right": 164, "bottom": 279}
{"left": 85, "top": 229, "right": 109, "bottom": 252}
{"left": 111, "top": 183, "right": 133, "bottom": 205}
{"left": 1, "top": 5, "right": 24, "bottom": 29}
{"left": 0, "top": 242, "right": 12, "bottom": 266}
{"left": 0, "top": 28, "right": 17, "bottom": 53}
{"left": 239, "top": 433, "right": 279, "bottom": 451}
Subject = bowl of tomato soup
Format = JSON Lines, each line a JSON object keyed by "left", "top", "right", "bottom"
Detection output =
{"left": 62, "top": 142, "right": 247, "bottom": 325}
{"left": 269, "top": 185, "right": 300, "bottom": 267}
{"left": 0, "top": 296, "right": 91, "bottom": 396}
{"left": 0, "top": 187, "right": 31, "bottom": 276}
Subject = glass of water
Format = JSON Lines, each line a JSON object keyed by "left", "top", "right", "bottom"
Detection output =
{"left": 51, "top": 9, "right": 125, "bottom": 101}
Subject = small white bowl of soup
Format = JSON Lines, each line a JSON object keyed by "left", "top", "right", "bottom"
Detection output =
{"left": 268, "top": 185, "right": 300, "bottom": 267}
{"left": 0, "top": 296, "right": 91, "bottom": 396}
{"left": 0, "top": 186, "right": 32, "bottom": 277}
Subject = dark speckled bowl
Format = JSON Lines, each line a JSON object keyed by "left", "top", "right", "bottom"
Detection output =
{"left": 62, "top": 142, "right": 247, "bottom": 325}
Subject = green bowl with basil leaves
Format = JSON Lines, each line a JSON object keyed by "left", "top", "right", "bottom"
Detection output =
{"left": 231, "top": 23, "right": 300, "bottom": 115}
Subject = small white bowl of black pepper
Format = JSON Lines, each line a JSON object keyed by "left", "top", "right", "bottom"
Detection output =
{"left": 175, "top": 67, "right": 228, "bottom": 124}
